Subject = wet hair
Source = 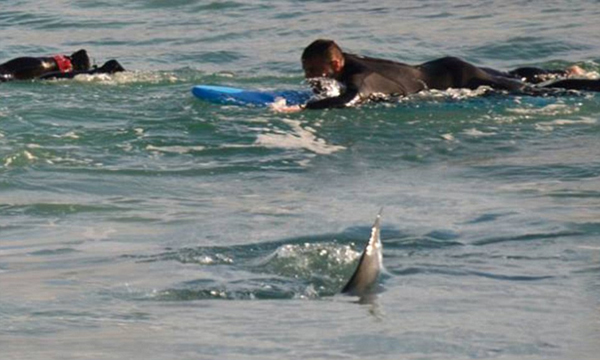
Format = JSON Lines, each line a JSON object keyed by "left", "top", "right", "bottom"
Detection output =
{"left": 70, "top": 49, "right": 91, "bottom": 71}
{"left": 301, "top": 39, "right": 345, "bottom": 66}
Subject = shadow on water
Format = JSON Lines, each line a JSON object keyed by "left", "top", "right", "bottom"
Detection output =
{"left": 120, "top": 224, "right": 408, "bottom": 302}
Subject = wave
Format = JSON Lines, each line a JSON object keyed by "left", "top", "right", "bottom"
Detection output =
{"left": 123, "top": 227, "right": 395, "bottom": 301}
{"left": 473, "top": 231, "right": 583, "bottom": 246}
{"left": 255, "top": 119, "right": 346, "bottom": 155}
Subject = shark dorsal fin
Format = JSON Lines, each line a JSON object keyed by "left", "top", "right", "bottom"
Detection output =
{"left": 341, "top": 209, "right": 383, "bottom": 296}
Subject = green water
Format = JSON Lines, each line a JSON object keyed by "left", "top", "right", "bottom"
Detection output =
{"left": 1, "top": 1, "right": 600, "bottom": 359}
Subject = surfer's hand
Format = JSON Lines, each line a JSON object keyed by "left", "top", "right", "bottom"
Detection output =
{"left": 270, "top": 98, "right": 303, "bottom": 113}
{"left": 274, "top": 105, "right": 303, "bottom": 113}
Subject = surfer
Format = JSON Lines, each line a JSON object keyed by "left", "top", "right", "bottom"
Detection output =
{"left": 272, "top": 39, "right": 599, "bottom": 112}
{"left": 0, "top": 49, "right": 125, "bottom": 82}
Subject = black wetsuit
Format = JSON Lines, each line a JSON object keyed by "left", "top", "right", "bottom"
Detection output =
{"left": 0, "top": 52, "right": 125, "bottom": 82}
{"left": 305, "top": 54, "right": 523, "bottom": 109}
{"left": 306, "top": 54, "right": 600, "bottom": 109}
{"left": 38, "top": 60, "right": 125, "bottom": 80}
{"left": 0, "top": 56, "right": 63, "bottom": 81}
{"left": 484, "top": 66, "right": 600, "bottom": 91}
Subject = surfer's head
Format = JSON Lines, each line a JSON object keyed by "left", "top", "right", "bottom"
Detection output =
{"left": 70, "top": 49, "right": 91, "bottom": 71}
{"left": 301, "top": 39, "right": 345, "bottom": 79}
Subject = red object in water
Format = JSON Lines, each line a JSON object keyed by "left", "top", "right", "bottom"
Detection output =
{"left": 52, "top": 55, "right": 73, "bottom": 73}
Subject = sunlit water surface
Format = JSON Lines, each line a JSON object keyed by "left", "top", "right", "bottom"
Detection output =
{"left": 1, "top": 1, "right": 600, "bottom": 359}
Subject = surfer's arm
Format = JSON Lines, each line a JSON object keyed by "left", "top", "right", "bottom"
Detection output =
{"left": 270, "top": 88, "right": 360, "bottom": 113}
{"left": 270, "top": 79, "right": 360, "bottom": 112}
{"left": 271, "top": 90, "right": 360, "bottom": 114}
{"left": 303, "top": 87, "right": 361, "bottom": 110}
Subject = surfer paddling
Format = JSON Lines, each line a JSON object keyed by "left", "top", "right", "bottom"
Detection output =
{"left": 272, "top": 39, "right": 599, "bottom": 112}
{"left": 0, "top": 49, "right": 125, "bottom": 82}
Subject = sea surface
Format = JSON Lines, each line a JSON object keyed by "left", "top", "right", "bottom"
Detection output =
{"left": 1, "top": 1, "right": 600, "bottom": 359}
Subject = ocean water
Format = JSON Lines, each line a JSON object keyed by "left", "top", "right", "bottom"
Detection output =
{"left": 1, "top": 1, "right": 600, "bottom": 359}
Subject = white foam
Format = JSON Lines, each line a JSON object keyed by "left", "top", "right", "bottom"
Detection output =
{"left": 72, "top": 71, "right": 179, "bottom": 85}
{"left": 441, "top": 133, "right": 456, "bottom": 141}
{"left": 586, "top": 71, "right": 600, "bottom": 79}
{"left": 306, "top": 77, "right": 343, "bottom": 99}
{"left": 535, "top": 117, "right": 597, "bottom": 132}
{"left": 3, "top": 150, "right": 38, "bottom": 167}
{"left": 409, "top": 86, "right": 494, "bottom": 101}
{"left": 62, "top": 131, "right": 79, "bottom": 139}
{"left": 146, "top": 145, "right": 206, "bottom": 154}
{"left": 508, "top": 103, "right": 579, "bottom": 116}
{"left": 535, "top": 123, "right": 554, "bottom": 132}
{"left": 274, "top": 243, "right": 360, "bottom": 265}
{"left": 543, "top": 117, "right": 597, "bottom": 126}
{"left": 463, "top": 128, "right": 496, "bottom": 137}
{"left": 23, "top": 151, "right": 35, "bottom": 160}
{"left": 255, "top": 119, "right": 345, "bottom": 155}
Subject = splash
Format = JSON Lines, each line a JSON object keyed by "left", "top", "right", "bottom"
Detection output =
{"left": 407, "top": 86, "right": 495, "bottom": 101}
{"left": 70, "top": 71, "right": 180, "bottom": 85}
{"left": 507, "top": 103, "right": 580, "bottom": 116}
{"left": 306, "top": 77, "right": 344, "bottom": 99}
{"left": 130, "top": 236, "right": 366, "bottom": 301}
{"left": 259, "top": 242, "right": 360, "bottom": 278}
{"left": 535, "top": 116, "right": 597, "bottom": 132}
{"left": 255, "top": 119, "right": 345, "bottom": 155}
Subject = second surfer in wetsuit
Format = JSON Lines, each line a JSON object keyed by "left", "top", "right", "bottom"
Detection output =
{"left": 272, "top": 39, "right": 599, "bottom": 112}
{"left": 0, "top": 49, "right": 125, "bottom": 82}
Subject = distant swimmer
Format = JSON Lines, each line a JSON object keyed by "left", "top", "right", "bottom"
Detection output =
{"left": 341, "top": 209, "right": 384, "bottom": 297}
{"left": 272, "top": 39, "right": 600, "bottom": 112}
{"left": 0, "top": 49, "right": 125, "bottom": 82}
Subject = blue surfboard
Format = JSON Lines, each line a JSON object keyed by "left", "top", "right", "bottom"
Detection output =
{"left": 192, "top": 85, "right": 311, "bottom": 106}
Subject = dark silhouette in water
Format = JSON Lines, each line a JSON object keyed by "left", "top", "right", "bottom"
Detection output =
{"left": 272, "top": 39, "right": 600, "bottom": 112}
{"left": 0, "top": 49, "right": 125, "bottom": 82}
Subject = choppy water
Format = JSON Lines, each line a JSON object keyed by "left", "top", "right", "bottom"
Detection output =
{"left": 1, "top": 1, "right": 600, "bottom": 359}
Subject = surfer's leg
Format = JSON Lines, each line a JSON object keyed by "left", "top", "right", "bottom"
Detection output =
{"left": 541, "top": 79, "right": 600, "bottom": 92}
{"left": 421, "top": 57, "right": 525, "bottom": 91}
{"left": 508, "top": 65, "right": 588, "bottom": 83}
